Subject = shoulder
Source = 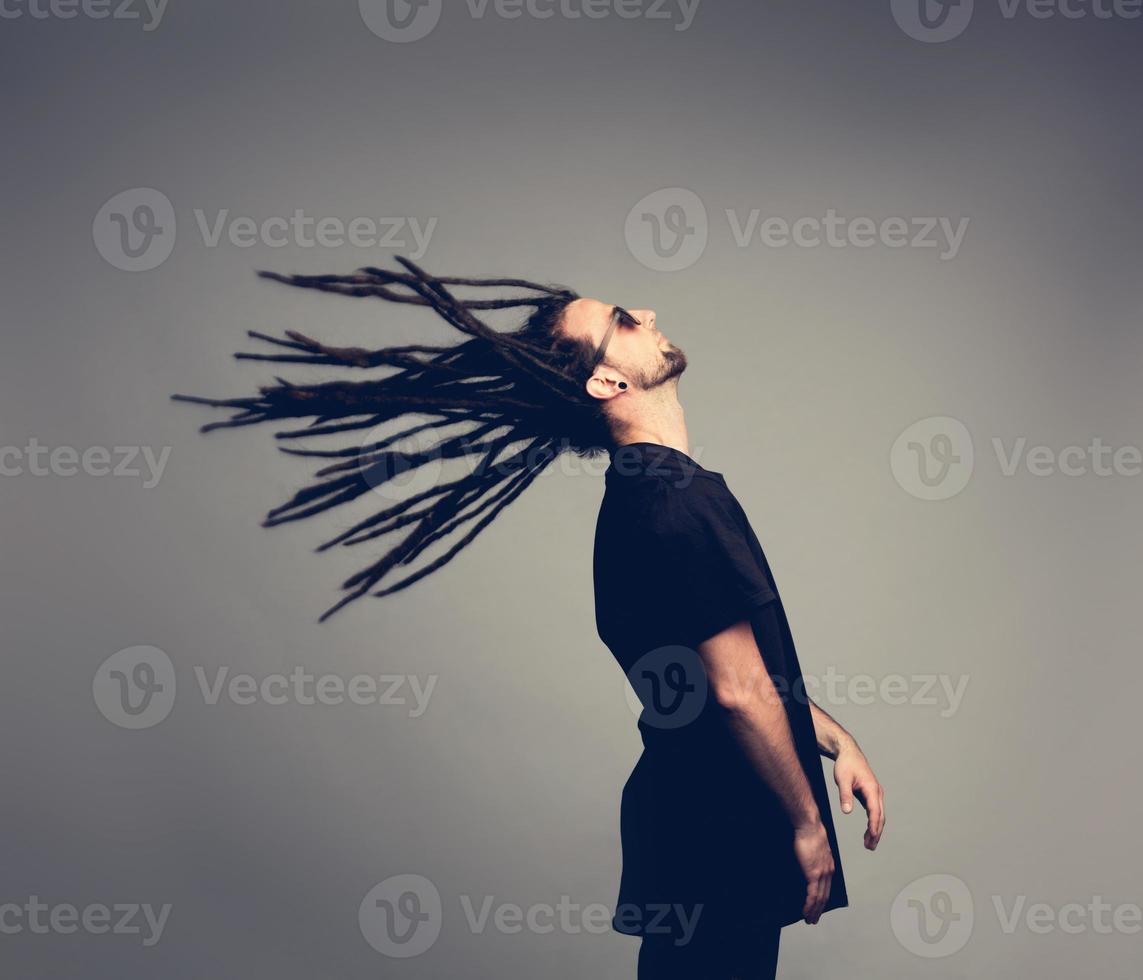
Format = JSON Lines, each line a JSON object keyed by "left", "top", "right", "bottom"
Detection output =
{"left": 644, "top": 476, "right": 741, "bottom": 542}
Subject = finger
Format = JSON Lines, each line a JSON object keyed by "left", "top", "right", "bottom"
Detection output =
{"left": 865, "top": 792, "right": 884, "bottom": 849}
{"left": 836, "top": 772, "right": 855, "bottom": 815}
{"left": 804, "top": 877, "right": 823, "bottom": 920}
{"left": 813, "top": 872, "right": 832, "bottom": 924}
{"left": 807, "top": 874, "right": 828, "bottom": 924}
{"left": 804, "top": 878, "right": 824, "bottom": 923}
{"left": 812, "top": 877, "right": 829, "bottom": 923}
{"left": 866, "top": 809, "right": 885, "bottom": 846}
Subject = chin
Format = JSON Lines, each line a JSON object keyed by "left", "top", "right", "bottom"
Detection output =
{"left": 661, "top": 349, "right": 688, "bottom": 380}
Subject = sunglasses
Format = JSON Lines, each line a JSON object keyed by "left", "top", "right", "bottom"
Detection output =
{"left": 589, "top": 306, "right": 642, "bottom": 370}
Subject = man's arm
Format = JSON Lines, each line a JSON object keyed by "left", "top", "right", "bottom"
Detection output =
{"left": 808, "top": 699, "right": 852, "bottom": 759}
{"left": 808, "top": 700, "right": 886, "bottom": 851}
{"left": 696, "top": 619, "right": 835, "bottom": 924}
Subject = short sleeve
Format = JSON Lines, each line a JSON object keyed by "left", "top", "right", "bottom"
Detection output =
{"left": 655, "top": 486, "right": 777, "bottom": 645}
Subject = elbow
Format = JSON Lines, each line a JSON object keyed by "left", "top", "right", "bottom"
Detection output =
{"left": 707, "top": 667, "right": 776, "bottom": 716}
{"left": 708, "top": 678, "right": 752, "bottom": 715}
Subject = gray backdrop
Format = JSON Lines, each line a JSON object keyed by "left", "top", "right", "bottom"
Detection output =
{"left": 2, "top": 0, "right": 1141, "bottom": 976}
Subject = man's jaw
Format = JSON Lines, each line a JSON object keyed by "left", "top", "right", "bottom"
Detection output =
{"left": 643, "top": 357, "right": 685, "bottom": 391}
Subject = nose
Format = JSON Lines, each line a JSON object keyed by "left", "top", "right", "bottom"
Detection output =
{"left": 633, "top": 309, "right": 657, "bottom": 332}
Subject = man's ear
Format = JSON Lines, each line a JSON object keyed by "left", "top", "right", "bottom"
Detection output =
{"left": 584, "top": 370, "right": 627, "bottom": 402}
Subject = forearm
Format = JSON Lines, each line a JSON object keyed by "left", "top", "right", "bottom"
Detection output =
{"left": 808, "top": 699, "right": 857, "bottom": 760}
{"left": 713, "top": 664, "right": 822, "bottom": 829}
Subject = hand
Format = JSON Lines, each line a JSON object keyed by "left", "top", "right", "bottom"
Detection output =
{"left": 792, "top": 818, "right": 835, "bottom": 924}
{"left": 833, "top": 743, "right": 885, "bottom": 851}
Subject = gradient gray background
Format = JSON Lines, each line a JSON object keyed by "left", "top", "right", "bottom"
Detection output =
{"left": 2, "top": 0, "right": 1141, "bottom": 976}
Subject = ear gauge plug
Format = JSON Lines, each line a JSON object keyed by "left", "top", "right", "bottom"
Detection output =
{"left": 618, "top": 382, "right": 628, "bottom": 390}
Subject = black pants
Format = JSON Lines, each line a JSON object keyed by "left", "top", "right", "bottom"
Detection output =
{"left": 636, "top": 918, "right": 782, "bottom": 980}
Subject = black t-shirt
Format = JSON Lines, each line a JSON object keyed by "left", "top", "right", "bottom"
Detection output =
{"left": 593, "top": 442, "right": 848, "bottom": 935}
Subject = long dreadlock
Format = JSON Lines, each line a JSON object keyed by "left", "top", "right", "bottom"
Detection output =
{"left": 171, "top": 256, "right": 611, "bottom": 621}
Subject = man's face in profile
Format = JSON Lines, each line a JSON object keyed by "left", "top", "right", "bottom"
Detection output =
{"left": 560, "top": 298, "right": 687, "bottom": 391}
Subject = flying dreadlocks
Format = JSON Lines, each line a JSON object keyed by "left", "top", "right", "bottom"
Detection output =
{"left": 171, "top": 256, "right": 608, "bottom": 622}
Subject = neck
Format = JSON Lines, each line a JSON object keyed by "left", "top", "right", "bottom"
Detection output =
{"left": 612, "top": 386, "right": 689, "bottom": 457}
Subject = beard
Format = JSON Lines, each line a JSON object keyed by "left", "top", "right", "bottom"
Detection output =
{"left": 642, "top": 343, "right": 687, "bottom": 388}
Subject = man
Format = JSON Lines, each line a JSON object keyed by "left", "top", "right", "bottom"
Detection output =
{"left": 175, "top": 259, "right": 884, "bottom": 978}
{"left": 558, "top": 299, "right": 886, "bottom": 979}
